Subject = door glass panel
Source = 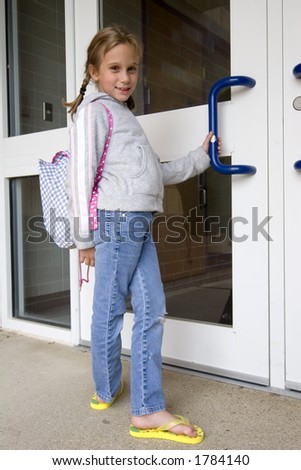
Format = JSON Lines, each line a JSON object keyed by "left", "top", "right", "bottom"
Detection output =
{"left": 143, "top": 0, "right": 230, "bottom": 113}
{"left": 104, "top": 0, "right": 232, "bottom": 326}
{"left": 6, "top": 0, "right": 67, "bottom": 136}
{"left": 10, "top": 177, "right": 70, "bottom": 328}
{"left": 154, "top": 157, "right": 232, "bottom": 325}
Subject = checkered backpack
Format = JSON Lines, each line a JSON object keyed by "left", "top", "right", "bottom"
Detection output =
{"left": 39, "top": 103, "right": 113, "bottom": 249}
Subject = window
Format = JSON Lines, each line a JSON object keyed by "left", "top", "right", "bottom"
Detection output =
{"left": 7, "top": 1, "right": 70, "bottom": 328}
{"left": 6, "top": 0, "right": 67, "bottom": 136}
{"left": 10, "top": 177, "right": 70, "bottom": 328}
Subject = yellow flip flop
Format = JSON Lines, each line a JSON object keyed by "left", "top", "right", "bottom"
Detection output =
{"left": 129, "top": 415, "right": 204, "bottom": 444}
{"left": 90, "top": 380, "right": 124, "bottom": 410}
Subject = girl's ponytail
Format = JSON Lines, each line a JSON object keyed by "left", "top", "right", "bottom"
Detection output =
{"left": 63, "top": 75, "right": 90, "bottom": 120}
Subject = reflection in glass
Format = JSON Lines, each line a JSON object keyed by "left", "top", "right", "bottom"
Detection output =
{"left": 6, "top": 0, "right": 67, "bottom": 136}
{"left": 104, "top": 0, "right": 230, "bottom": 114}
{"left": 142, "top": 0, "right": 230, "bottom": 113}
{"left": 153, "top": 157, "right": 232, "bottom": 326}
{"left": 10, "top": 177, "right": 70, "bottom": 328}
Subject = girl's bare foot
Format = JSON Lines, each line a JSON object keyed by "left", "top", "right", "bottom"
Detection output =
{"left": 131, "top": 410, "right": 197, "bottom": 437}
{"left": 94, "top": 395, "right": 106, "bottom": 404}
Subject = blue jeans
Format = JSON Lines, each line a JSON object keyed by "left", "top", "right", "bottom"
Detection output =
{"left": 91, "top": 210, "right": 167, "bottom": 416}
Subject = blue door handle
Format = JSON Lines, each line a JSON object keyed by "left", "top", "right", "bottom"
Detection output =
{"left": 294, "top": 161, "right": 301, "bottom": 171}
{"left": 208, "top": 76, "right": 257, "bottom": 175}
{"left": 293, "top": 64, "right": 301, "bottom": 170}
{"left": 293, "top": 63, "right": 301, "bottom": 79}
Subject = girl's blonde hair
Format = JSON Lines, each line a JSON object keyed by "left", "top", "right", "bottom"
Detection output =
{"left": 64, "top": 25, "right": 143, "bottom": 120}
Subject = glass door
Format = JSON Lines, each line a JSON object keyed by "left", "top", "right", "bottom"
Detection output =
{"left": 0, "top": 0, "right": 96, "bottom": 343}
{"left": 283, "top": 0, "right": 301, "bottom": 392}
{"left": 80, "top": 0, "right": 270, "bottom": 385}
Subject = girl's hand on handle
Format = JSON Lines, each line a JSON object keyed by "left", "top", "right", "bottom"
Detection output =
{"left": 79, "top": 248, "right": 96, "bottom": 267}
{"left": 202, "top": 131, "right": 222, "bottom": 155}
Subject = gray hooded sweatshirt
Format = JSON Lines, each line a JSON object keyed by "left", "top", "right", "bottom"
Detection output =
{"left": 66, "top": 92, "right": 211, "bottom": 249}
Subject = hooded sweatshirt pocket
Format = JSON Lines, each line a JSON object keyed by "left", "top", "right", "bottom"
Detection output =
{"left": 129, "top": 145, "right": 163, "bottom": 197}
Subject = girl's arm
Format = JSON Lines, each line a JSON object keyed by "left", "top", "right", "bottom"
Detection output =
{"left": 66, "top": 100, "right": 108, "bottom": 250}
{"left": 161, "top": 132, "right": 221, "bottom": 185}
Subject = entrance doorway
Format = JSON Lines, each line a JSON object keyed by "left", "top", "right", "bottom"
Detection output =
{"left": 80, "top": 0, "right": 270, "bottom": 385}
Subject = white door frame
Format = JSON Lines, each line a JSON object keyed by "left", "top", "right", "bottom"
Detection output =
{"left": 267, "top": 0, "right": 286, "bottom": 391}
{"left": 283, "top": 0, "right": 301, "bottom": 392}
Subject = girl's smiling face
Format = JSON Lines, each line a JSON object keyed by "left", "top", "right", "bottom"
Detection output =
{"left": 89, "top": 43, "right": 139, "bottom": 102}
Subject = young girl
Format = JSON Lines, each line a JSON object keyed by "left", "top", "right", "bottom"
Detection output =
{"left": 65, "top": 25, "right": 220, "bottom": 444}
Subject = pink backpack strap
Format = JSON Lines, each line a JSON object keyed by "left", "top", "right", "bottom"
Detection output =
{"left": 89, "top": 104, "right": 113, "bottom": 230}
